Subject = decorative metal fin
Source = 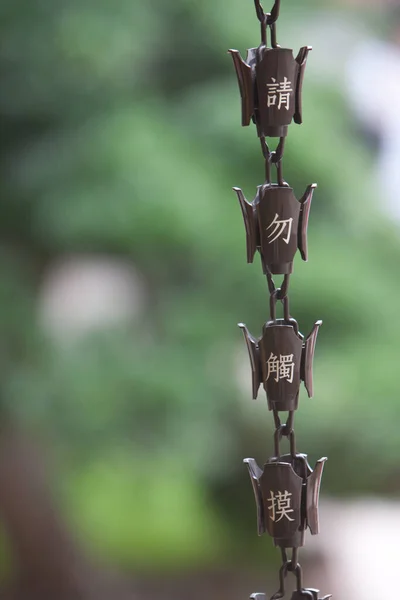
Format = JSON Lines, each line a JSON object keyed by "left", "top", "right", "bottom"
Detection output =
{"left": 301, "top": 320, "right": 322, "bottom": 397}
{"left": 294, "top": 46, "right": 312, "bottom": 125}
{"left": 239, "top": 323, "right": 262, "bottom": 399}
{"left": 306, "top": 458, "right": 327, "bottom": 535}
{"left": 250, "top": 595, "right": 266, "bottom": 600}
{"left": 298, "top": 183, "right": 317, "bottom": 261}
{"left": 244, "top": 458, "right": 265, "bottom": 535}
{"left": 228, "top": 50, "right": 254, "bottom": 126}
{"left": 234, "top": 187, "right": 258, "bottom": 263}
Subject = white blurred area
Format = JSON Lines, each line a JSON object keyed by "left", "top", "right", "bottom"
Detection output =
{"left": 310, "top": 499, "right": 400, "bottom": 600}
{"left": 38, "top": 256, "right": 145, "bottom": 342}
{"left": 308, "top": 8, "right": 400, "bottom": 591}
{"left": 346, "top": 28, "right": 400, "bottom": 220}
{"left": 286, "top": 1, "right": 400, "bottom": 222}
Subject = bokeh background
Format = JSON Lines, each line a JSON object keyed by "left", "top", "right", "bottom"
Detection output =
{"left": 0, "top": 0, "right": 399, "bottom": 598}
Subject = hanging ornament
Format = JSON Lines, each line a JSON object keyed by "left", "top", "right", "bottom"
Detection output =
{"left": 229, "top": 1, "right": 331, "bottom": 598}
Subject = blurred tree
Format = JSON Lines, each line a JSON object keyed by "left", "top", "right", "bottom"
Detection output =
{"left": 0, "top": 0, "right": 398, "bottom": 585}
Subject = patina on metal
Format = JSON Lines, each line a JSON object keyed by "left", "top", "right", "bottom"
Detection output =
{"left": 234, "top": 183, "right": 316, "bottom": 275}
{"left": 239, "top": 318, "right": 321, "bottom": 411}
{"left": 229, "top": 0, "right": 311, "bottom": 140}
{"left": 244, "top": 454, "right": 327, "bottom": 547}
{"left": 229, "top": 1, "right": 331, "bottom": 598}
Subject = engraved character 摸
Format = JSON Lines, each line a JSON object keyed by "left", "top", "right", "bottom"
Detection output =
{"left": 266, "top": 77, "right": 293, "bottom": 110}
{"left": 267, "top": 490, "right": 295, "bottom": 523}
{"left": 266, "top": 353, "right": 294, "bottom": 383}
{"left": 266, "top": 213, "right": 293, "bottom": 244}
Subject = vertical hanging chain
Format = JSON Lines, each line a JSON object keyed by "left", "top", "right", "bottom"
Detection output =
{"left": 229, "top": 2, "right": 332, "bottom": 599}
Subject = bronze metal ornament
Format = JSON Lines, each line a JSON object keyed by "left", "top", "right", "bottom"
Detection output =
{"left": 228, "top": 1, "right": 331, "bottom": 598}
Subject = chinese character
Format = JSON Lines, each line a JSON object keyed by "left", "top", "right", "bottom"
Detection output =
{"left": 266, "top": 352, "right": 295, "bottom": 383}
{"left": 266, "top": 77, "right": 293, "bottom": 110}
{"left": 267, "top": 490, "right": 295, "bottom": 522}
{"left": 266, "top": 352, "right": 279, "bottom": 382}
{"left": 279, "top": 354, "right": 295, "bottom": 383}
{"left": 266, "top": 213, "right": 293, "bottom": 244}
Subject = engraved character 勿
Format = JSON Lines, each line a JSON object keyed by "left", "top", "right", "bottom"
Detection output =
{"left": 234, "top": 183, "right": 317, "bottom": 275}
{"left": 266, "top": 213, "right": 293, "bottom": 244}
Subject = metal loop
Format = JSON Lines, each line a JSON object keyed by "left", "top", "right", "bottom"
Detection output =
{"left": 281, "top": 547, "right": 300, "bottom": 574}
{"left": 273, "top": 411, "right": 295, "bottom": 436}
{"left": 254, "top": 0, "right": 266, "bottom": 23}
{"left": 267, "top": 273, "right": 290, "bottom": 299}
{"left": 270, "top": 22, "right": 279, "bottom": 48}
{"left": 290, "top": 547, "right": 299, "bottom": 572}
{"left": 268, "top": 283, "right": 291, "bottom": 323}
{"left": 273, "top": 409, "right": 281, "bottom": 430}
{"left": 254, "top": 0, "right": 281, "bottom": 26}
{"left": 272, "top": 138, "right": 285, "bottom": 186}
{"left": 287, "top": 562, "right": 303, "bottom": 592}
{"left": 289, "top": 430, "right": 297, "bottom": 457}
{"left": 276, "top": 161, "right": 284, "bottom": 187}
{"left": 283, "top": 295, "right": 291, "bottom": 322}
{"left": 270, "top": 559, "right": 302, "bottom": 600}
{"left": 254, "top": 0, "right": 281, "bottom": 47}
{"left": 267, "top": 0, "right": 281, "bottom": 25}
{"left": 260, "top": 136, "right": 270, "bottom": 160}
{"left": 260, "top": 137, "right": 286, "bottom": 186}
{"left": 260, "top": 137, "right": 271, "bottom": 183}
{"left": 260, "top": 21, "right": 267, "bottom": 47}
{"left": 274, "top": 426, "right": 283, "bottom": 457}
{"left": 270, "top": 562, "right": 288, "bottom": 600}
{"left": 274, "top": 425, "right": 297, "bottom": 458}
{"left": 266, "top": 271, "right": 276, "bottom": 295}
{"left": 269, "top": 289, "right": 278, "bottom": 321}
{"left": 270, "top": 137, "right": 286, "bottom": 164}
{"left": 282, "top": 411, "right": 294, "bottom": 435}
{"left": 278, "top": 275, "right": 290, "bottom": 300}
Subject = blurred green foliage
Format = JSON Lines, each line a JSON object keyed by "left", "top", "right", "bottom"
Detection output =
{"left": 0, "top": 0, "right": 399, "bottom": 575}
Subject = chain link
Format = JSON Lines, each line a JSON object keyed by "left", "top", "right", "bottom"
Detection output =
{"left": 270, "top": 560, "right": 304, "bottom": 600}
{"left": 254, "top": 0, "right": 281, "bottom": 47}
{"left": 260, "top": 137, "right": 286, "bottom": 184}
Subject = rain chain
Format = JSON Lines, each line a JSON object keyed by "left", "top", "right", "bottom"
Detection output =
{"left": 229, "top": 1, "right": 331, "bottom": 598}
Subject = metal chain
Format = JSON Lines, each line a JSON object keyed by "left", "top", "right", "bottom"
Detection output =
{"left": 260, "top": 137, "right": 286, "bottom": 185}
{"left": 230, "top": 2, "right": 330, "bottom": 599}
{"left": 254, "top": 0, "right": 281, "bottom": 47}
